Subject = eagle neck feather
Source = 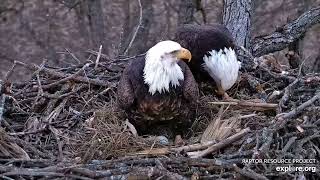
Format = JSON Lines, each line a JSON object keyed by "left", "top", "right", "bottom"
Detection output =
{"left": 143, "top": 54, "right": 184, "bottom": 95}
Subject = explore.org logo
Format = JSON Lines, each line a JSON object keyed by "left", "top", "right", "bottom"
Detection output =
{"left": 275, "top": 165, "right": 316, "bottom": 173}
{"left": 242, "top": 158, "right": 318, "bottom": 173}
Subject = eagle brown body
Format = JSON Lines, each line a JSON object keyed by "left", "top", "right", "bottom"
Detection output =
{"left": 174, "top": 24, "right": 235, "bottom": 81}
{"left": 174, "top": 24, "right": 240, "bottom": 97}
{"left": 117, "top": 55, "right": 199, "bottom": 135}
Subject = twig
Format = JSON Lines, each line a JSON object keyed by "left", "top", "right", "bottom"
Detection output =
{"left": 233, "top": 164, "right": 269, "bottom": 180}
{"left": 15, "top": 61, "right": 114, "bottom": 87}
{"left": 8, "top": 129, "right": 46, "bottom": 136}
{"left": 4, "top": 61, "right": 17, "bottom": 82}
{"left": 208, "top": 101, "right": 277, "bottom": 110}
{"left": 172, "top": 140, "right": 217, "bottom": 153}
{"left": 94, "top": 45, "right": 102, "bottom": 70}
{"left": 39, "top": 63, "right": 90, "bottom": 90}
{"left": 278, "top": 92, "right": 320, "bottom": 120}
{"left": 123, "top": 0, "right": 143, "bottom": 55}
{"left": 86, "top": 49, "right": 112, "bottom": 61}
{"left": 0, "top": 82, "right": 6, "bottom": 125}
{"left": 279, "top": 78, "right": 299, "bottom": 111}
{"left": 188, "top": 128, "right": 251, "bottom": 158}
{"left": 64, "top": 48, "right": 81, "bottom": 64}
{"left": 282, "top": 136, "right": 297, "bottom": 153}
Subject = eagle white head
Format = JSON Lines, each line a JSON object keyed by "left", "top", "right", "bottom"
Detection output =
{"left": 143, "top": 40, "right": 192, "bottom": 95}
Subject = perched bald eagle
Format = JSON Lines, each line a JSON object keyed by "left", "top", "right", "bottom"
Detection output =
{"left": 174, "top": 24, "right": 240, "bottom": 98}
{"left": 117, "top": 41, "right": 199, "bottom": 136}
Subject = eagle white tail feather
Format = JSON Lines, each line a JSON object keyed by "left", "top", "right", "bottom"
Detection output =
{"left": 203, "top": 48, "right": 240, "bottom": 91}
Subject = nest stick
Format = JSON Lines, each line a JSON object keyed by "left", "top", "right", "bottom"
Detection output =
{"left": 208, "top": 101, "right": 278, "bottom": 109}
{"left": 94, "top": 45, "right": 102, "bottom": 70}
{"left": 15, "top": 61, "right": 113, "bottom": 87}
{"left": 188, "top": 128, "right": 251, "bottom": 158}
{"left": 280, "top": 92, "right": 320, "bottom": 119}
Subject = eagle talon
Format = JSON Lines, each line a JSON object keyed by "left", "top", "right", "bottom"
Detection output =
{"left": 222, "top": 92, "right": 237, "bottom": 101}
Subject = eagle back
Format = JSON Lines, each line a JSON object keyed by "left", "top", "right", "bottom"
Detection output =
{"left": 174, "top": 24, "right": 235, "bottom": 81}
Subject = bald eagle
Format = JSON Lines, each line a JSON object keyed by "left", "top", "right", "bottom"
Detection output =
{"left": 174, "top": 24, "right": 240, "bottom": 98}
{"left": 117, "top": 41, "right": 199, "bottom": 136}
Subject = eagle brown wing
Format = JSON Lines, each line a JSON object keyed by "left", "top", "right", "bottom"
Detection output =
{"left": 179, "top": 61, "right": 199, "bottom": 102}
{"left": 117, "top": 63, "right": 135, "bottom": 110}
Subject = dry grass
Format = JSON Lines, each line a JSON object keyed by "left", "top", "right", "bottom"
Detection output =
{"left": 71, "top": 103, "right": 160, "bottom": 162}
{"left": 201, "top": 106, "right": 241, "bottom": 143}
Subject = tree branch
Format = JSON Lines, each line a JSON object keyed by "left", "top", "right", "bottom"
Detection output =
{"left": 252, "top": 6, "right": 320, "bottom": 57}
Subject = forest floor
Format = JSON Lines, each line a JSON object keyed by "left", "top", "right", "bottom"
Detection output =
{"left": 0, "top": 52, "right": 319, "bottom": 179}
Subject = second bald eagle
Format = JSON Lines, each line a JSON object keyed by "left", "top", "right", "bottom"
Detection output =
{"left": 174, "top": 24, "right": 240, "bottom": 98}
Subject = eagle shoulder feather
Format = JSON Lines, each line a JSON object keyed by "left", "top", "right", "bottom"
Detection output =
{"left": 117, "top": 61, "right": 135, "bottom": 110}
{"left": 179, "top": 61, "right": 199, "bottom": 102}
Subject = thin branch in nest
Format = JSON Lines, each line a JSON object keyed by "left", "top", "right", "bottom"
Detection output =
{"left": 31, "top": 60, "right": 47, "bottom": 110}
{"left": 208, "top": 100, "right": 278, "bottom": 111}
{"left": 0, "top": 86, "right": 5, "bottom": 125}
{"left": 233, "top": 164, "right": 268, "bottom": 180}
{"left": 39, "top": 63, "right": 90, "bottom": 90}
{"left": 86, "top": 49, "right": 112, "bottom": 61}
{"left": 15, "top": 61, "right": 114, "bottom": 87}
{"left": 172, "top": 140, "right": 218, "bottom": 153}
{"left": 4, "top": 61, "right": 17, "bottom": 82}
{"left": 64, "top": 48, "right": 81, "bottom": 64}
{"left": 279, "top": 78, "right": 300, "bottom": 111}
{"left": 278, "top": 92, "right": 320, "bottom": 120}
{"left": 281, "top": 136, "right": 297, "bottom": 153}
{"left": 188, "top": 128, "right": 251, "bottom": 158}
{"left": 94, "top": 45, "right": 102, "bottom": 70}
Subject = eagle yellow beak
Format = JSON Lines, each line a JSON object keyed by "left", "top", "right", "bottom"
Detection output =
{"left": 176, "top": 48, "right": 192, "bottom": 62}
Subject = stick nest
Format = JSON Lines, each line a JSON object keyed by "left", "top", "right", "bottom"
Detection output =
{"left": 0, "top": 53, "right": 319, "bottom": 179}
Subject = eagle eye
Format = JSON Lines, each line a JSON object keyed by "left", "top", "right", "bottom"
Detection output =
{"left": 171, "top": 50, "right": 179, "bottom": 53}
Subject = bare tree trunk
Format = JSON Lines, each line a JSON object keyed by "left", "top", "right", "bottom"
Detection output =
{"left": 86, "top": 0, "right": 108, "bottom": 55}
{"left": 178, "top": 0, "right": 195, "bottom": 25}
{"left": 223, "top": 0, "right": 252, "bottom": 49}
{"left": 222, "top": 0, "right": 253, "bottom": 71}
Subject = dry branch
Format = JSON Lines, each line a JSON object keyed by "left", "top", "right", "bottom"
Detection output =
{"left": 94, "top": 45, "right": 102, "bottom": 70}
{"left": 188, "top": 128, "right": 251, "bottom": 158}
{"left": 15, "top": 61, "right": 114, "bottom": 87}
{"left": 278, "top": 92, "right": 320, "bottom": 120}
{"left": 208, "top": 101, "right": 278, "bottom": 110}
{"left": 233, "top": 164, "right": 268, "bottom": 180}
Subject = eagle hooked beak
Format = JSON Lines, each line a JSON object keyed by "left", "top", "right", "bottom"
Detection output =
{"left": 176, "top": 48, "right": 192, "bottom": 62}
